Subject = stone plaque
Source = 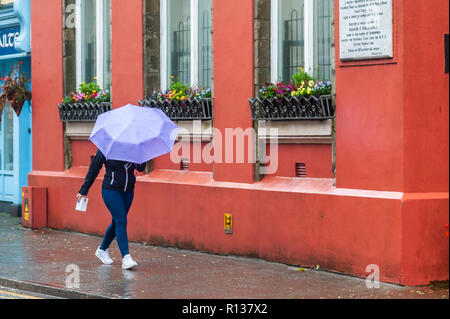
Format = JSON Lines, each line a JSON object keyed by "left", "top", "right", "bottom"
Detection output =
{"left": 339, "top": 0, "right": 393, "bottom": 60}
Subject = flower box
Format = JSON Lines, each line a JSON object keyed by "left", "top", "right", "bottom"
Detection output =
{"left": 249, "top": 94, "right": 334, "bottom": 121}
{"left": 138, "top": 98, "right": 213, "bottom": 121}
{"left": 58, "top": 102, "right": 112, "bottom": 122}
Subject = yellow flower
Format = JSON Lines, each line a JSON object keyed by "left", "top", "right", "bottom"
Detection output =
{"left": 308, "top": 80, "right": 315, "bottom": 87}
{"left": 291, "top": 91, "right": 297, "bottom": 97}
{"left": 307, "top": 88, "right": 311, "bottom": 95}
{"left": 181, "top": 96, "right": 186, "bottom": 100}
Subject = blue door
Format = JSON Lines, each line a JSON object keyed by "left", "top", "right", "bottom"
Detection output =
{"left": 0, "top": 58, "right": 32, "bottom": 205}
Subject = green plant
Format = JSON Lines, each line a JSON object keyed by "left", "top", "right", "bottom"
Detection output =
{"left": 62, "top": 79, "right": 110, "bottom": 105}
{"left": 150, "top": 76, "right": 212, "bottom": 102}
{"left": 257, "top": 67, "right": 332, "bottom": 100}
{"left": 292, "top": 66, "right": 316, "bottom": 86}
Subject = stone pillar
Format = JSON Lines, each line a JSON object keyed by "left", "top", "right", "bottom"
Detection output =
{"left": 143, "top": 0, "right": 160, "bottom": 98}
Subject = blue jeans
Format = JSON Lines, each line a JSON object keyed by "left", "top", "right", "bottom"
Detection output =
{"left": 100, "top": 188, "right": 134, "bottom": 258}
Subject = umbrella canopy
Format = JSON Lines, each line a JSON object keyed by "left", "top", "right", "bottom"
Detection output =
{"left": 89, "top": 104, "right": 179, "bottom": 164}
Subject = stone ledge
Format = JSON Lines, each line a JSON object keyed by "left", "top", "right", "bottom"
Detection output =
{"left": 65, "top": 122, "right": 95, "bottom": 140}
{"left": 258, "top": 119, "right": 333, "bottom": 144}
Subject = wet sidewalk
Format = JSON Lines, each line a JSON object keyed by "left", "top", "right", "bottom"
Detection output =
{"left": 0, "top": 212, "right": 448, "bottom": 300}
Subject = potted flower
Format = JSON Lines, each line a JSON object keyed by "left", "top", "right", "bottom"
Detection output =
{"left": 139, "top": 76, "right": 212, "bottom": 121}
{"left": 58, "top": 80, "right": 111, "bottom": 122}
{"left": 249, "top": 68, "right": 334, "bottom": 121}
{"left": 0, "top": 61, "right": 31, "bottom": 122}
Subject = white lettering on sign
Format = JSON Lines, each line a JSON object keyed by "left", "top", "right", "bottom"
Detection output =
{"left": 339, "top": 0, "right": 393, "bottom": 60}
{"left": 0, "top": 32, "right": 19, "bottom": 48}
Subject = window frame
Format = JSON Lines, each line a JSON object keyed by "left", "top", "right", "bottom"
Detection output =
{"left": 75, "top": 0, "right": 111, "bottom": 89}
{"left": 160, "top": 0, "right": 211, "bottom": 90}
{"left": 271, "top": 0, "right": 331, "bottom": 83}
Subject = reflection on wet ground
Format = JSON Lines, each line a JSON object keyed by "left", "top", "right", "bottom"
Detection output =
{"left": 0, "top": 213, "right": 448, "bottom": 299}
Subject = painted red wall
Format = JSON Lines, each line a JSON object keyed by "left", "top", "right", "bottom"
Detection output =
{"left": 71, "top": 140, "right": 97, "bottom": 167}
{"left": 335, "top": 0, "right": 404, "bottom": 192}
{"left": 401, "top": 193, "right": 449, "bottom": 285}
{"left": 30, "top": 0, "right": 65, "bottom": 172}
{"left": 402, "top": 0, "right": 449, "bottom": 193}
{"left": 154, "top": 142, "right": 214, "bottom": 172}
{"left": 213, "top": 0, "right": 254, "bottom": 183}
{"left": 335, "top": 0, "right": 449, "bottom": 193}
{"left": 271, "top": 144, "right": 333, "bottom": 178}
{"left": 28, "top": 0, "right": 449, "bottom": 286}
{"left": 111, "top": 0, "right": 143, "bottom": 108}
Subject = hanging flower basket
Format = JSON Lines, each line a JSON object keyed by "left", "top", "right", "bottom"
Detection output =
{"left": 249, "top": 94, "right": 334, "bottom": 121}
{"left": 138, "top": 97, "right": 213, "bottom": 121}
{"left": 0, "top": 62, "right": 31, "bottom": 123}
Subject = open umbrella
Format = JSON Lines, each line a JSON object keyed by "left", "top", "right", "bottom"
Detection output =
{"left": 89, "top": 104, "right": 179, "bottom": 164}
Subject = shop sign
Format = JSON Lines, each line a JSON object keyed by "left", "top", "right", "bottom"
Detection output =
{"left": 0, "top": 25, "right": 20, "bottom": 56}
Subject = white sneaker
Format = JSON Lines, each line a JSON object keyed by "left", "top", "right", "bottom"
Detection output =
{"left": 122, "top": 254, "right": 138, "bottom": 270}
{"left": 95, "top": 246, "right": 113, "bottom": 265}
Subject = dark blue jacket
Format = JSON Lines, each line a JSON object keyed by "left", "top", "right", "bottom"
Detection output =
{"left": 78, "top": 150, "right": 146, "bottom": 196}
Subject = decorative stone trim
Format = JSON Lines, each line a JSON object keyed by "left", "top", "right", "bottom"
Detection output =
{"left": 257, "top": 119, "right": 333, "bottom": 144}
{"left": 175, "top": 120, "right": 213, "bottom": 142}
{"left": 65, "top": 121, "right": 95, "bottom": 140}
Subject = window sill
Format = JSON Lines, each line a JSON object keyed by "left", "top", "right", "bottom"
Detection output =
{"left": 65, "top": 121, "right": 95, "bottom": 141}
{"left": 175, "top": 120, "right": 213, "bottom": 142}
{"left": 257, "top": 119, "right": 333, "bottom": 144}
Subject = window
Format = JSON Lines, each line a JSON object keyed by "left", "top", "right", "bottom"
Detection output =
{"left": 271, "top": 0, "right": 333, "bottom": 83}
{"left": 161, "top": 0, "right": 213, "bottom": 89}
{"left": 76, "top": 0, "right": 111, "bottom": 89}
{"left": 0, "top": 105, "right": 14, "bottom": 171}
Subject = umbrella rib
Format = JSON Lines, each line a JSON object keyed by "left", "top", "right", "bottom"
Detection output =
{"left": 105, "top": 118, "right": 135, "bottom": 159}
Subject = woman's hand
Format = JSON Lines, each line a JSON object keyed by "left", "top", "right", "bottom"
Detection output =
{"left": 76, "top": 193, "right": 87, "bottom": 201}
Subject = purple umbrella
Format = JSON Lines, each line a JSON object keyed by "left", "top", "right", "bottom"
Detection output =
{"left": 89, "top": 104, "right": 179, "bottom": 164}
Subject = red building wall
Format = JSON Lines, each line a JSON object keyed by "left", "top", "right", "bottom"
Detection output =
{"left": 30, "top": 0, "right": 65, "bottom": 172}
{"left": 401, "top": 0, "right": 449, "bottom": 193}
{"left": 29, "top": 0, "right": 448, "bottom": 286}
{"left": 213, "top": 0, "right": 254, "bottom": 183}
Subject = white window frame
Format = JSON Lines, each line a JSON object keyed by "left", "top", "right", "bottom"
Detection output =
{"left": 270, "top": 0, "right": 315, "bottom": 83}
{"left": 75, "top": 0, "right": 110, "bottom": 89}
{"left": 160, "top": 0, "right": 201, "bottom": 89}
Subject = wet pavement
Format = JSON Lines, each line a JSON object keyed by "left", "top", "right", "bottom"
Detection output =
{"left": 0, "top": 212, "right": 448, "bottom": 300}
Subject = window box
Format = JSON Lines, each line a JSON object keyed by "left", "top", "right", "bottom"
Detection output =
{"left": 249, "top": 94, "right": 334, "bottom": 121}
{"left": 58, "top": 102, "right": 112, "bottom": 122}
{"left": 138, "top": 98, "right": 213, "bottom": 121}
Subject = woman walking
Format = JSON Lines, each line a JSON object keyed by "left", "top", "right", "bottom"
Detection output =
{"left": 77, "top": 149, "right": 146, "bottom": 270}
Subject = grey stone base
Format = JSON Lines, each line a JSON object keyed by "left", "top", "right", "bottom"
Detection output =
{"left": 0, "top": 201, "right": 21, "bottom": 218}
